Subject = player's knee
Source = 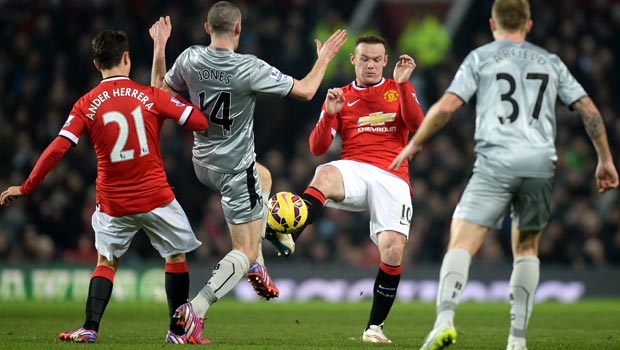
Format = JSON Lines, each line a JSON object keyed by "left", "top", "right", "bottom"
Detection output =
{"left": 256, "top": 163, "right": 272, "bottom": 190}
{"left": 166, "top": 253, "right": 186, "bottom": 263}
{"left": 310, "top": 166, "right": 342, "bottom": 198}
{"left": 378, "top": 233, "right": 406, "bottom": 265}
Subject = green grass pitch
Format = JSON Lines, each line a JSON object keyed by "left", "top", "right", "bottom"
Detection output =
{"left": 0, "top": 299, "right": 618, "bottom": 349}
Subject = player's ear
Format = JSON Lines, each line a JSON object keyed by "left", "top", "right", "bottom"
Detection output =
{"left": 204, "top": 22, "right": 211, "bottom": 35}
{"left": 234, "top": 21, "right": 241, "bottom": 36}
{"left": 123, "top": 51, "right": 130, "bottom": 66}
{"left": 524, "top": 19, "right": 533, "bottom": 34}
{"left": 93, "top": 59, "right": 102, "bottom": 72}
{"left": 349, "top": 52, "right": 355, "bottom": 65}
{"left": 489, "top": 17, "right": 496, "bottom": 32}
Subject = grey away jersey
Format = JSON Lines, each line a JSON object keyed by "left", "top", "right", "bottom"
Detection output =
{"left": 165, "top": 45, "right": 294, "bottom": 173}
{"left": 447, "top": 39, "right": 587, "bottom": 178}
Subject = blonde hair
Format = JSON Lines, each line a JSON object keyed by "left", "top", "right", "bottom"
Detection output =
{"left": 492, "top": 0, "right": 530, "bottom": 31}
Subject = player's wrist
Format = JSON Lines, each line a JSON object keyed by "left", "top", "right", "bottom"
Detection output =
{"left": 323, "top": 111, "right": 338, "bottom": 118}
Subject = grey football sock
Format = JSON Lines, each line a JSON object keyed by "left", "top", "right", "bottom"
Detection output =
{"left": 434, "top": 248, "right": 471, "bottom": 328}
{"left": 191, "top": 250, "right": 250, "bottom": 317}
{"left": 508, "top": 256, "right": 540, "bottom": 346}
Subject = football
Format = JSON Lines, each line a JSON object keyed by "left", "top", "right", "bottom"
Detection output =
{"left": 267, "top": 191, "right": 308, "bottom": 234}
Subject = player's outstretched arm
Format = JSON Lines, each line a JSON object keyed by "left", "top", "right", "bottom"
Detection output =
{"left": 150, "top": 16, "right": 173, "bottom": 92}
{"left": 0, "top": 186, "right": 22, "bottom": 206}
{"left": 389, "top": 92, "right": 463, "bottom": 169}
{"left": 289, "top": 29, "right": 347, "bottom": 101}
{"left": 1, "top": 136, "right": 73, "bottom": 206}
{"left": 572, "top": 96, "right": 619, "bottom": 192}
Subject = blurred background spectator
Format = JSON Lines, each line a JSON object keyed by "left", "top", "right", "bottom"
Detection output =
{"left": 0, "top": 0, "right": 618, "bottom": 269}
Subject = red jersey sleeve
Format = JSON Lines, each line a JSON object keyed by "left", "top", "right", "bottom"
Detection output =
{"left": 152, "top": 88, "right": 207, "bottom": 131}
{"left": 309, "top": 108, "right": 339, "bottom": 156}
{"left": 20, "top": 136, "right": 73, "bottom": 195}
{"left": 397, "top": 82, "right": 424, "bottom": 132}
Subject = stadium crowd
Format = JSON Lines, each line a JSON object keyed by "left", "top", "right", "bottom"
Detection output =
{"left": 0, "top": 0, "right": 619, "bottom": 269}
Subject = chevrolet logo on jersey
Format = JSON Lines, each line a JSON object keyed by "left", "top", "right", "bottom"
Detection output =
{"left": 358, "top": 112, "right": 396, "bottom": 126}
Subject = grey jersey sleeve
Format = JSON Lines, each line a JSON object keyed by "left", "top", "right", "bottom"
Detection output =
{"left": 551, "top": 55, "right": 587, "bottom": 107}
{"left": 165, "top": 49, "right": 189, "bottom": 92}
{"left": 250, "top": 59, "right": 294, "bottom": 96}
{"left": 446, "top": 52, "right": 479, "bottom": 103}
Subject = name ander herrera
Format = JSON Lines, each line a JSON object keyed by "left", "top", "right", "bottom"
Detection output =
{"left": 86, "top": 87, "right": 155, "bottom": 119}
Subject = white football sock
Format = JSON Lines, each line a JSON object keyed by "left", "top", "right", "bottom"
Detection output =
{"left": 191, "top": 250, "right": 250, "bottom": 317}
{"left": 508, "top": 256, "right": 540, "bottom": 347}
{"left": 434, "top": 248, "right": 471, "bottom": 328}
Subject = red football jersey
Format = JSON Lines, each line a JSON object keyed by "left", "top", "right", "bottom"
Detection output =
{"left": 309, "top": 78, "right": 424, "bottom": 187}
{"left": 59, "top": 76, "right": 198, "bottom": 216}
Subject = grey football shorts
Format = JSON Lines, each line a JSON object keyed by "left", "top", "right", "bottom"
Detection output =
{"left": 453, "top": 171, "right": 553, "bottom": 231}
{"left": 193, "top": 160, "right": 263, "bottom": 225}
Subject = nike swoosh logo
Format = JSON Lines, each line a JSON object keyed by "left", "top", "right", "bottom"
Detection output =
{"left": 347, "top": 99, "right": 361, "bottom": 107}
{"left": 378, "top": 285, "right": 397, "bottom": 291}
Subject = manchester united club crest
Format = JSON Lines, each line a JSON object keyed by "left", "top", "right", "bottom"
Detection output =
{"left": 383, "top": 89, "right": 398, "bottom": 102}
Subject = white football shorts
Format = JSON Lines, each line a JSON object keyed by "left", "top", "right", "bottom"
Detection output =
{"left": 92, "top": 198, "right": 201, "bottom": 260}
{"left": 316, "top": 159, "right": 413, "bottom": 244}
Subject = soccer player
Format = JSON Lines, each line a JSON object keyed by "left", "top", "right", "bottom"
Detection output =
{"left": 149, "top": 15, "right": 285, "bottom": 301}
{"left": 290, "top": 35, "right": 425, "bottom": 343}
{"left": 390, "top": 1, "right": 619, "bottom": 349}
{"left": 0, "top": 30, "right": 208, "bottom": 344}
{"left": 149, "top": 2, "right": 346, "bottom": 343}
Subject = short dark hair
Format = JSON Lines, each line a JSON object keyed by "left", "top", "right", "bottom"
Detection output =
{"left": 91, "top": 30, "right": 129, "bottom": 70}
{"left": 353, "top": 35, "right": 387, "bottom": 55}
{"left": 207, "top": 1, "right": 242, "bottom": 34}
{"left": 354, "top": 35, "right": 386, "bottom": 48}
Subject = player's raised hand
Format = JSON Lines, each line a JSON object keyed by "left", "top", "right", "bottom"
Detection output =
{"left": 149, "top": 16, "right": 172, "bottom": 46}
{"left": 325, "top": 88, "right": 345, "bottom": 114}
{"left": 595, "top": 160, "right": 619, "bottom": 193}
{"left": 0, "top": 186, "right": 23, "bottom": 206}
{"left": 394, "top": 54, "right": 416, "bottom": 83}
{"left": 315, "top": 29, "right": 347, "bottom": 62}
{"left": 389, "top": 141, "right": 423, "bottom": 170}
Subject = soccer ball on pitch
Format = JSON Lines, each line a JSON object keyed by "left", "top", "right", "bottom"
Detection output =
{"left": 267, "top": 191, "right": 308, "bottom": 234}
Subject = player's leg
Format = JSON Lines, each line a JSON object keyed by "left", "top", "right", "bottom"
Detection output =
{"left": 291, "top": 163, "right": 345, "bottom": 241}
{"left": 420, "top": 219, "right": 488, "bottom": 349}
{"left": 255, "top": 162, "right": 271, "bottom": 265}
{"left": 59, "top": 254, "right": 119, "bottom": 343}
{"left": 260, "top": 161, "right": 295, "bottom": 257}
{"left": 507, "top": 223, "right": 542, "bottom": 350}
{"left": 60, "top": 208, "right": 141, "bottom": 343}
{"left": 363, "top": 230, "right": 406, "bottom": 343}
{"left": 190, "top": 219, "right": 260, "bottom": 314}
{"left": 140, "top": 198, "right": 202, "bottom": 343}
{"left": 164, "top": 253, "right": 190, "bottom": 342}
{"left": 247, "top": 162, "right": 281, "bottom": 299}
{"left": 421, "top": 172, "right": 513, "bottom": 350}
{"left": 177, "top": 162, "right": 261, "bottom": 343}
{"left": 361, "top": 166, "right": 410, "bottom": 343}
{"left": 506, "top": 177, "right": 551, "bottom": 350}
